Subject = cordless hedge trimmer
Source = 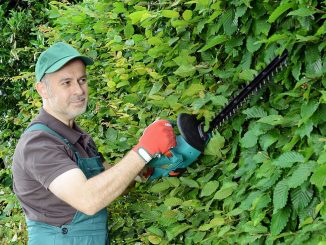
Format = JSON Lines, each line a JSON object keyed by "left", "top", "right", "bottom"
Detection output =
{"left": 146, "top": 50, "right": 288, "bottom": 180}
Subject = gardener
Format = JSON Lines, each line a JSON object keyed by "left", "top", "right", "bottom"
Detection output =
{"left": 12, "top": 42, "right": 176, "bottom": 244}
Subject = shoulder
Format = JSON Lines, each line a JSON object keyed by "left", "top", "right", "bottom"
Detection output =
{"left": 13, "top": 129, "right": 75, "bottom": 169}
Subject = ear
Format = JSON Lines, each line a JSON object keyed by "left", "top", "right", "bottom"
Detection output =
{"left": 35, "top": 82, "right": 49, "bottom": 99}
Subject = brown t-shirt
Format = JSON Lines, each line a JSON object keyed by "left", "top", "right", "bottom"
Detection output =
{"left": 12, "top": 108, "right": 100, "bottom": 226}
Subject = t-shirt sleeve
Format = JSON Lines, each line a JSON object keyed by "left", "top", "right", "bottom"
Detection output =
{"left": 21, "top": 131, "right": 78, "bottom": 189}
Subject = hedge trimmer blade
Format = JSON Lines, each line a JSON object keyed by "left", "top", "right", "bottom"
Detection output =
{"left": 177, "top": 50, "right": 289, "bottom": 152}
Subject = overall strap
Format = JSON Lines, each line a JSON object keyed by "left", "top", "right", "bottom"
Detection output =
{"left": 25, "top": 123, "right": 79, "bottom": 155}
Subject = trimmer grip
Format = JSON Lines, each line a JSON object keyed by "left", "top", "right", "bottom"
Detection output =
{"left": 148, "top": 135, "right": 201, "bottom": 180}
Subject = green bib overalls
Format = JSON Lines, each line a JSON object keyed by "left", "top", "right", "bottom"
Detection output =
{"left": 25, "top": 124, "right": 109, "bottom": 245}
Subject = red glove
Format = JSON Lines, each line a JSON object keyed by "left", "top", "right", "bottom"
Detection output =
{"left": 133, "top": 120, "right": 176, "bottom": 163}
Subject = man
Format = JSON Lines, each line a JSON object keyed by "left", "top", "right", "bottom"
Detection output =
{"left": 12, "top": 42, "right": 176, "bottom": 244}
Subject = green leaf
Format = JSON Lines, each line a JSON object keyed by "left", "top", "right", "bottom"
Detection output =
{"left": 310, "top": 164, "right": 326, "bottom": 190}
{"left": 240, "top": 130, "right": 258, "bottom": 148}
{"left": 291, "top": 186, "right": 313, "bottom": 211}
{"left": 257, "top": 115, "right": 283, "bottom": 125}
{"left": 150, "top": 181, "right": 172, "bottom": 193}
{"left": 182, "top": 10, "right": 192, "bottom": 21}
{"left": 273, "top": 151, "right": 305, "bottom": 168}
{"left": 241, "top": 222, "right": 268, "bottom": 234}
{"left": 181, "top": 199, "right": 201, "bottom": 208}
{"left": 204, "top": 132, "right": 225, "bottom": 157}
{"left": 239, "top": 69, "right": 257, "bottom": 81}
{"left": 198, "top": 217, "right": 225, "bottom": 231}
{"left": 259, "top": 132, "right": 278, "bottom": 151}
{"left": 181, "top": 83, "right": 205, "bottom": 98}
{"left": 268, "top": 2, "right": 294, "bottom": 23}
{"left": 164, "top": 197, "right": 183, "bottom": 207}
{"left": 273, "top": 180, "right": 289, "bottom": 212}
{"left": 147, "top": 235, "right": 162, "bottom": 244}
{"left": 243, "top": 106, "right": 268, "bottom": 119}
{"left": 128, "top": 10, "right": 151, "bottom": 24}
{"left": 180, "top": 177, "right": 199, "bottom": 188}
{"left": 246, "top": 36, "right": 262, "bottom": 53}
{"left": 199, "top": 35, "right": 228, "bottom": 52}
{"left": 295, "top": 119, "right": 313, "bottom": 138}
{"left": 270, "top": 207, "right": 291, "bottom": 236}
{"left": 213, "top": 182, "right": 237, "bottom": 200}
{"left": 174, "top": 64, "right": 196, "bottom": 77}
{"left": 288, "top": 7, "right": 316, "bottom": 17}
{"left": 200, "top": 180, "right": 219, "bottom": 197}
{"left": 287, "top": 162, "right": 315, "bottom": 188}
{"left": 300, "top": 100, "right": 319, "bottom": 124}
{"left": 147, "top": 226, "right": 164, "bottom": 237}
{"left": 166, "top": 224, "right": 191, "bottom": 241}
{"left": 161, "top": 10, "right": 179, "bottom": 18}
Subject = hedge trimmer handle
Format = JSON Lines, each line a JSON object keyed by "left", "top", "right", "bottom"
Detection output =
{"left": 147, "top": 135, "right": 201, "bottom": 180}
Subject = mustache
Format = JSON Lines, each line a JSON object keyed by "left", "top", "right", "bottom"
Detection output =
{"left": 70, "top": 96, "right": 86, "bottom": 103}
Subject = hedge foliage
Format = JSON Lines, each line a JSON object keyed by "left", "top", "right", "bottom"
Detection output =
{"left": 1, "top": 0, "right": 326, "bottom": 244}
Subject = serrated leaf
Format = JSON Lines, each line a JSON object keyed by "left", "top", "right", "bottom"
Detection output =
{"left": 268, "top": 2, "right": 294, "bottom": 23}
{"left": 273, "top": 151, "right": 305, "bottom": 168}
{"left": 243, "top": 106, "right": 268, "bottom": 119}
{"left": 181, "top": 83, "right": 205, "bottom": 97}
{"left": 288, "top": 7, "right": 316, "bottom": 17}
{"left": 147, "top": 226, "right": 164, "bottom": 237}
{"left": 210, "top": 95, "right": 228, "bottom": 107}
{"left": 259, "top": 132, "right": 278, "bottom": 151}
{"left": 273, "top": 180, "right": 289, "bottom": 212}
{"left": 166, "top": 177, "right": 180, "bottom": 187}
{"left": 204, "top": 132, "right": 225, "bottom": 157}
{"left": 291, "top": 186, "right": 313, "bottom": 211}
{"left": 213, "top": 182, "right": 237, "bottom": 200}
{"left": 200, "top": 180, "right": 219, "bottom": 197}
{"left": 300, "top": 100, "right": 319, "bottom": 124}
{"left": 150, "top": 181, "right": 172, "bottom": 193}
{"left": 310, "top": 164, "right": 326, "bottom": 190}
{"left": 164, "top": 197, "right": 183, "bottom": 207}
{"left": 180, "top": 177, "right": 199, "bottom": 188}
{"left": 241, "top": 222, "right": 268, "bottom": 233}
{"left": 253, "top": 151, "right": 269, "bottom": 163}
{"left": 287, "top": 162, "right": 315, "bottom": 188}
{"left": 246, "top": 36, "right": 262, "bottom": 53}
{"left": 166, "top": 224, "right": 190, "bottom": 241}
{"left": 199, "top": 35, "right": 228, "bottom": 52}
{"left": 240, "top": 130, "right": 258, "bottom": 148}
{"left": 270, "top": 207, "right": 291, "bottom": 236}
{"left": 239, "top": 69, "right": 257, "bottom": 81}
{"left": 257, "top": 115, "right": 283, "bottom": 125}
{"left": 295, "top": 119, "right": 313, "bottom": 138}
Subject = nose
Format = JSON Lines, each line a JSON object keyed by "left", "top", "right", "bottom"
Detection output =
{"left": 71, "top": 80, "right": 85, "bottom": 95}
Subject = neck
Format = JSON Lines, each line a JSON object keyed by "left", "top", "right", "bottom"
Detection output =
{"left": 43, "top": 106, "right": 75, "bottom": 128}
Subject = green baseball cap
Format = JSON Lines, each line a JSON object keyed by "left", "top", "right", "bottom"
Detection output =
{"left": 35, "top": 42, "right": 94, "bottom": 82}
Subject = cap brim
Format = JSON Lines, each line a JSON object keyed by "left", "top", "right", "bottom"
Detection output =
{"left": 45, "top": 55, "right": 94, "bottom": 74}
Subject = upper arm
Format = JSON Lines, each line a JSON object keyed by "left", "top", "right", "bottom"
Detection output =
{"left": 48, "top": 168, "right": 90, "bottom": 214}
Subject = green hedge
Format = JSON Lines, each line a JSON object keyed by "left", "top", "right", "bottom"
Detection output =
{"left": 1, "top": 0, "right": 326, "bottom": 244}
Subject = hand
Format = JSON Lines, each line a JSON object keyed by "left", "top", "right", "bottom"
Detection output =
{"left": 133, "top": 120, "right": 176, "bottom": 163}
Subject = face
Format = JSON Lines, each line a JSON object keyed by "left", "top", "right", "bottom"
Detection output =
{"left": 36, "top": 59, "right": 88, "bottom": 126}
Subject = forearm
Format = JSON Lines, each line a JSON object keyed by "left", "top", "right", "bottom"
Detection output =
{"left": 82, "top": 150, "right": 145, "bottom": 214}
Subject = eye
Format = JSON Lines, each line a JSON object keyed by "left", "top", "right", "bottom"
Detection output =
{"left": 79, "top": 77, "right": 87, "bottom": 85}
{"left": 61, "top": 80, "right": 71, "bottom": 86}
